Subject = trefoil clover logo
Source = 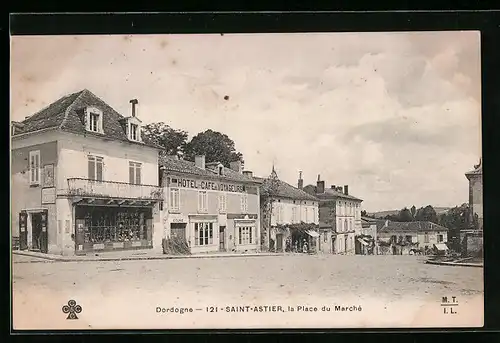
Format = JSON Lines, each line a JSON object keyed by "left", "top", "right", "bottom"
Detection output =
{"left": 62, "top": 299, "right": 82, "bottom": 320}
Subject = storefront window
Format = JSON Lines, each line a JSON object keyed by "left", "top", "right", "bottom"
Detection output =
{"left": 195, "top": 222, "right": 213, "bottom": 246}
{"left": 76, "top": 206, "right": 152, "bottom": 245}
{"left": 238, "top": 226, "right": 253, "bottom": 245}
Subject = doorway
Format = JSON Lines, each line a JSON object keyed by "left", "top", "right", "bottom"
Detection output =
{"left": 276, "top": 233, "right": 283, "bottom": 252}
{"left": 171, "top": 223, "right": 187, "bottom": 241}
{"left": 219, "top": 226, "right": 226, "bottom": 252}
{"left": 331, "top": 236, "right": 336, "bottom": 254}
{"left": 19, "top": 210, "right": 48, "bottom": 253}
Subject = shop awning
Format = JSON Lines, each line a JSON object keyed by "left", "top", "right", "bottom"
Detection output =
{"left": 306, "top": 230, "right": 320, "bottom": 238}
{"left": 357, "top": 238, "right": 369, "bottom": 246}
{"left": 434, "top": 243, "right": 449, "bottom": 251}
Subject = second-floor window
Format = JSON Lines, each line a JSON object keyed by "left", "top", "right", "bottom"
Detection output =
{"left": 241, "top": 194, "right": 248, "bottom": 213}
{"left": 424, "top": 233, "right": 430, "bottom": 243}
{"left": 437, "top": 234, "right": 443, "bottom": 243}
{"left": 169, "top": 188, "right": 180, "bottom": 211}
{"left": 129, "top": 162, "right": 142, "bottom": 185}
{"left": 88, "top": 155, "right": 103, "bottom": 181}
{"left": 219, "top": 193, "right": 227, "bottom": 213}
{"left": 89, "top": 113, "right": 99, "bottom": 132}
{"left": 198, "top": 191, "right": 208, "bottom": 212}
{"left": 29, "top": 150, "right": 41, "bottom": 185}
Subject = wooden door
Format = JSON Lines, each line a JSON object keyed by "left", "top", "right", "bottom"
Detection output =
{"left": 39, "top": 210, "right": 48, "bottom": 253}
{"left": 276, "top": 234, "right": 283, "bottom": 252}
{"left": 19, "top": 211, "right": 28, "bottom": 250}
{"left": 219, "top": 226, "right": 226, "bottom": 251}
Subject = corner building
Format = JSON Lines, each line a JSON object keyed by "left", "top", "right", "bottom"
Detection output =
{"left": 11, "top": 89, "right": 164, "bottom": 256}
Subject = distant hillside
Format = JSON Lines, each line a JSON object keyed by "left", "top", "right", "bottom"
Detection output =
{"left": 368, "top": 207, "right": 451, "bottom": 218}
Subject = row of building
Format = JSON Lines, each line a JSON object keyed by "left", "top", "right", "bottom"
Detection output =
{"left": 10, "top": 90, "right": 478, "bottom": 257}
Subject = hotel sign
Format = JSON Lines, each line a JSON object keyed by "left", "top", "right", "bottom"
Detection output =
{"left": 176, "top": 178, "right": 245, "bottom": 193}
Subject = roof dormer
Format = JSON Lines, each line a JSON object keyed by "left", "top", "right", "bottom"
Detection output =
{"left": 85, "top": 106, "right": 104, "bottom": 134}
{"left": 124, "top": 99, "right": 143, "bottom": 142}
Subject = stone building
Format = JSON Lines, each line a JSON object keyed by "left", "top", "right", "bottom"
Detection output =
{"left": 11, "top": 89, "right": 164, "bottom": 256}
{"left": 159, "top": 156, "right": 262, "bottom": 254}
{"left": 303, "top": 175, "right": 363, "bottom": 255}
{"left": 257, "top": 170, "right": 320, "bottom": 253}
{"left": 465, "top": 158, "right": 483, "bottom": 230}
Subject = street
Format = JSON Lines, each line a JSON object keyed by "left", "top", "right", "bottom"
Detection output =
{"left": 12, "top": 254, "right": 483, "bottom": 329}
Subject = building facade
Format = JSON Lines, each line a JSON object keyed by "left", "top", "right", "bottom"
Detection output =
{"left": 465, "top": 159, "right": 483, "bottom": 230}
{"left": 303, "top": 176, "right": 363, "bottom": 255}
{"left": 258, "top": 170, "right": 320, "bottom": 253}
{"left": 11, "top": 89, "right": 164, "bottom": 256}
{"left": 355, "top": 217, "right": 378, "bottom": 255}
{"left": 376, "top": 220, "right": 449, "bottom": 255}
{"left": 160, "top": 156, "right": 262, "bottom": 254}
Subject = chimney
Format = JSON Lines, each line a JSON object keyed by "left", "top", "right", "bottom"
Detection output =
{"left": 195, "top": 155, "right": 206, "bottom": 169}
{"left": 331, "top": 184, "right": 336, "bottom": 189}
{"left": 316, "top": 175, "right": 325, "bottom": 194}
{"left": 243, "top": 170, "right": 253, "bottom": 178}
{"left": 129, "top": 99, "right": 138, "bottom": 117}
{"left": 344, "top": 185, "right": 349, "bottom": 195}
{"left": 298, "top": 170, "right": 303, "bottom": 190}
{"left": 230, "top": 160, "right": 243, "bottom": 174}
{"left": 337, "top": 186, "right": 343, "bottom": 192}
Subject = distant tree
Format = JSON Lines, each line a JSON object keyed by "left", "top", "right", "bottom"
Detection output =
{"left": 398, "top": 207, "right": 413, "bottom": 222}
{"left": 142, "top": 122, "right": 188, "bottom": 157}
{"left": 415, "top": 205, "right": 438, "bottom": 224}
{"left": 410, "top": 205, "right": 417, "bottom": 219}
{"left": 184, "top": 129, "right": 244, "bottom": 167}
{"left": 438, "top": 203, "right": 471, "bottom": 252}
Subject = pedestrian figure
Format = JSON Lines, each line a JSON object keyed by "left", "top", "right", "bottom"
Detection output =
{"left": 302, "top": 239, "right": 308, "bottom": 254}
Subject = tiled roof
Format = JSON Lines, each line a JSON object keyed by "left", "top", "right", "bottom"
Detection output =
{"left": 303, "top": 184, "right": 363, "bottom": 201}
{"left": 254, "top": 177, "right": 319, "bottom": 201}
{"left": 159, "top": 156, "right": 261, "bottom": 184}
{"left": 13, "top": 89, "right": 161, "bottom": 149}
{"left": 376, "top": 220, "right": 449, "bottom": 233}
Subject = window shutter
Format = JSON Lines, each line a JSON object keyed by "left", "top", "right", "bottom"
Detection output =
{"left": 129, "top": 164, "right": 135, "bottom": 184}
{"left": 96, "top": 159, "right": 103, "bottom": 181}
{"left": 135, "top": 165, "right": 141, "bottom": 185}
{"left": 88, "top": 158, "right": 96, "bottom": 180}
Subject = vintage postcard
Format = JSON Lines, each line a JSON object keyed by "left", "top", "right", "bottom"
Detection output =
{"left": 10, "top": 31, "right": 483, "bottom": 330}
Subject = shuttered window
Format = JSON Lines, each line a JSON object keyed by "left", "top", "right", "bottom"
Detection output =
{"left": 88, "top": 156, "right": 103, "bottom": 181}
{"left": 129, "top": 162, "right": 142, "bottom": 185}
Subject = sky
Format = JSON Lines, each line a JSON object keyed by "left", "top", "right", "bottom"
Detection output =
{"left": 10, "top": 32, "right": 481, "bottom": 212}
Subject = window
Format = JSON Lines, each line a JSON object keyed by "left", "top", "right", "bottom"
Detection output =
{"left": 159, "top": 201, "right": 164, "bottom": 211}
{"left": 198, "top": 191, "right": 208, "bottom": 212}
{"left": 169, "top": 188, "right": 180, "bottom": 211}
{"left": 338, "top": 219, "right": 342, "bottom": 232}
{"left": 29, "top": 150, "right": 41, "bottom": 185}
{"left": 194, "top": 222, "right": 213, "bottom": 246}
{"left": 219, "top": 193, "right": 227, "bottom": 213}
{"left": 424, "top": 232, "right": 429, "bottom": 243}
{"left": 345, "top": 219, "right": 348, "bottom": 232}
{"left": 292, "top": 207, "right": 297, "bottom": 223}
{"left": 238, "top": 226, "right": 253, "bottom": 245}
{"left": 218, "top": 166, "right": 223, "bottom": 176}
{"left": 88, "top": 155, "right": 103, "bottom": 181}
{"left": 129, "top": 162, "right": 142, "bottom": 185}
{"left": 130, "top": 123, "right": 139, "bottom": 141}
{"left": 241, "top": 194, "right": 248, "bottom": 212}
{"left": 437, "top": 234, "right": 444, "bottom": 243}
{"left": 324, "top": 232, "right": 328, "bottom": 242}
{"left": 305, "top": 207, "right": 309, "bottom": 222}
{"left": 90, "top": 112, "right": 100, "bottom": 132}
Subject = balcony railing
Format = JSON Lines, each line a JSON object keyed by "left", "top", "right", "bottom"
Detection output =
{"left": 67, "top": 178, "right": 164, "bottom": 200}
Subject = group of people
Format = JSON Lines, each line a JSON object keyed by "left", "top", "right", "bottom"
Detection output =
{"left": 285, "top": 237, "right": 311, "bottom": 253}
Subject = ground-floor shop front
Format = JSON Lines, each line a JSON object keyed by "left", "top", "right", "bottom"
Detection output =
{"left": 164, "top": 212, "right": 260, "bottom": 254}
{"left": 333, "top": 232, "right": 356, "bottom": 255}
{"left": 270, "top": 225, "right": 320, "bottom": 253}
